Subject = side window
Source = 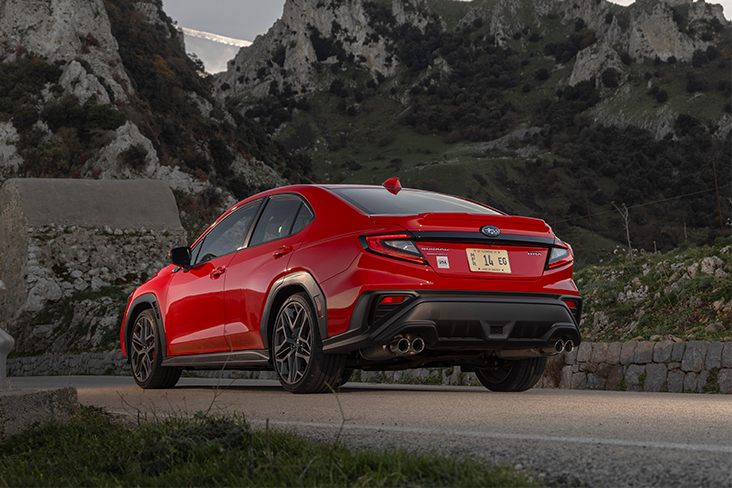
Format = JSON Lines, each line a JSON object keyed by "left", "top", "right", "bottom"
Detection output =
{"left": 250, "top": 196, "right": 305, "bottom": 246}
{"left": 291, "top": 203, "right": 314, "bottom": 235}
{"left": 194, "top": 201, "right": 260, "bottom": 265}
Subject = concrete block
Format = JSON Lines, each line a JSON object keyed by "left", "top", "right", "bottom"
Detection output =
{"left": 0, "top": 387, "right": 78, "bottom": 440}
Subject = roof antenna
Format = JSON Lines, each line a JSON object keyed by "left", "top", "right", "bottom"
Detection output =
{"left": 382, "top": 177, "right": 402, "bottom": 195}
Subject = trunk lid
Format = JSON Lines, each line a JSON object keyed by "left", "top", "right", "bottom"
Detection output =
{"left": 370, "top": 213, "right": 554, "bottom": 280}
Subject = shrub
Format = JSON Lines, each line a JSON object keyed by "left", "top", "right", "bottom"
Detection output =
{"left": 692, "top": 49, "right": 709, "bottom": 68}
{"left": 84, "top": 102, "right": 126, "bottom": 131}
{"left": 119, "top": 144, "right": 148, "bottom": 170}
{"left": 655, "top": 89, "right": 668, "bottom": 103}
{"left": 685, "top": 72, "right": 707, "bottom": 92}
{"left": 11, "top": 105, "right": 38, "bottom": 132}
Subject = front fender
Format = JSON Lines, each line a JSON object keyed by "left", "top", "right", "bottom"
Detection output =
{"left": 120, "top": 293, "right": 167, "bottom": 361}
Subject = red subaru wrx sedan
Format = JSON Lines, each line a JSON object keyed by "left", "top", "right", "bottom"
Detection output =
{"left": 120, "top": 178, "right": 582, "bottom": 393}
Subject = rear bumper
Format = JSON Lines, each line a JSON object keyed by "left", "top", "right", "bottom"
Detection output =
{"left": 321, "top": 290, "right": 582, "bottom": 354}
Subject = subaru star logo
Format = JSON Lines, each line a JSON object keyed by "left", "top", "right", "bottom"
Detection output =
{"left": 481, "top": 225, "right": 501, "bottom": 237}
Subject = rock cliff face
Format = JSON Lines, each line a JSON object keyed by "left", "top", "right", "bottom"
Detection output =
{"left": 0, "top": 0, "right": 133, "bottom": 104}
{"left": 215, "top": 0, "right": 433, "bottom": 98}
{"left": 219, "top": 0, "right": 729, "bottom": 139}
{"left": 557, "top": 0, "right": 725, "bottom": 85}
{"left": 221, "top": 0, "right": 724, "bottom": 97}
{"left": 0, "top": 0, "right": 287, "bottom": 195}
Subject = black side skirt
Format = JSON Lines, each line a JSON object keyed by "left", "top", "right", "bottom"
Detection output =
{"left": 161, "top": 349, "right": 270, "bottom": 370}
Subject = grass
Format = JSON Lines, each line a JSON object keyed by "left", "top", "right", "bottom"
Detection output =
{"left": 0, "top": 406, "right": 541, "bottom": 487}
{"left": 576, "top": 237, "right": 732, "bottom": 342}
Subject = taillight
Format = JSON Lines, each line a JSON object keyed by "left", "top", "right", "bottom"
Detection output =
{"left": 361, "top": 233, "right": 427, "bottom": 264}
{"left": 547, "top": 241, "right": 574, "bottom": 269}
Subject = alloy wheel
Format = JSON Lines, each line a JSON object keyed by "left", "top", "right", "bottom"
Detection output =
{"left": 131, "top": 313, "right": 156, "bottom": 383}
{"left": 273, "top": 299, "right": 313, "bottom": 385}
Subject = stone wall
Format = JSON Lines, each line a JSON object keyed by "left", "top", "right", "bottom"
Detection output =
{"left": 0, "top": 179, "right": 187, "bottom": 355}
{"left": 542, "top": 340, "right": 732, "bottom": 393}
{"left": 7, "top": 341, "right": 731, "bottom": 393}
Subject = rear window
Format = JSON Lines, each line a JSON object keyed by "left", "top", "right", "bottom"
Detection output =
{"left": 330, "top": 187, "right": 500, "bottom": 215}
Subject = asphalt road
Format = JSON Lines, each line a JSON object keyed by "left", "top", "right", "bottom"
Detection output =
{"left": 10, "top": 376, "right": 732, "bottom": 488}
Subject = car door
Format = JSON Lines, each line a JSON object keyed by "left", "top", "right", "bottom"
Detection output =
{"left": 223, "top": 195, "right": 314, "bottom": 351}
{"left": 164, "top": 200, "right": 261, "bottom": 356}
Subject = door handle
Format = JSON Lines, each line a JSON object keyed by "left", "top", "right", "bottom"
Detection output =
{"left": 210, "top": 267, "right": 225, "bottom": 279}
{"left": 273, "top": 246, "right": 293, "bottom": 258}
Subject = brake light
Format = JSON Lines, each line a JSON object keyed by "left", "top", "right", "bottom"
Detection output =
{"left": 547, "top": 241, "right": 574, "bottom": 269}
{"left": 362, "top": 233, "right": 427, "bottom": 264}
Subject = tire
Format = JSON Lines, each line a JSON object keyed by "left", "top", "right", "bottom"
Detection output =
{"left": 271, "top": 293, "right": 345, "bottom": 393}
{"left": 338, "top": 368, "right": 354, "bottom": 386}
{"left": 475, "top": 357, "right": 546, "bottom": 392}
{"left": 129, "top": 309, "right": 181, "bottom": 389}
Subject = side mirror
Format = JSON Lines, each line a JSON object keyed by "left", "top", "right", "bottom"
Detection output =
{"left": 169, "top": 247, "right": 192, "bottom": 269}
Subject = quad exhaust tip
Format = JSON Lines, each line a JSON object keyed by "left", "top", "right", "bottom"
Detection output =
{"left": 553, "top": 340, "right": 575, "bottom": 354}
{"left": 388, "top": 335, "right": 425, "bottom": 357}
{"left": 410, "top": 336, "right": 425, "bottom": 355}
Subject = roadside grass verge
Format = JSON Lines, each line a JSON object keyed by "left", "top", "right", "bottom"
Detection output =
{"left": 0, "top": 405, "right": 540, "bottom": 487}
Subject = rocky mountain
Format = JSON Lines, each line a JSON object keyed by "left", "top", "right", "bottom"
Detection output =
{"left": 0, "top": 0, "right": 291, "bottom": 239}
{"left": 0, "top": 0, "right": 303, "bottom": 357}
{"left": 216, "top": 0, "right": 731, "bottom": 258}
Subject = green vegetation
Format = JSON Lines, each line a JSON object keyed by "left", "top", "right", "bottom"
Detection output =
{"left": 235, "top": 0, "right": 731, "bottom": 261}
{"left": 0, "top": 406, "right": 539, "bottom": 487}
{"left": 576, "top": 238, "right": 731, "bottom": 342}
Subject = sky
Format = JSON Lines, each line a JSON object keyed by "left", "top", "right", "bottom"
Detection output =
{"left": 162, "top": 0, "right": 732, "bottom": 73}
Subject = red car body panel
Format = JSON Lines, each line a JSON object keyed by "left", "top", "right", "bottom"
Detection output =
{"left": 222, "top": 226, "right": 309, "bottom": 351}
{"left": 120, "top": 183, "right": 581, "bottom": 370}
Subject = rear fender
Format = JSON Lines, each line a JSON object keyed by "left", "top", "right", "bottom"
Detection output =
{"left": 260, "top": 272, "right": 327, "bottom": 349}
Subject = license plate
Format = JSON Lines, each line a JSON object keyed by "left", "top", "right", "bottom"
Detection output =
{"left": 466, "top": 249, "right": 511, "bottom": 273}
